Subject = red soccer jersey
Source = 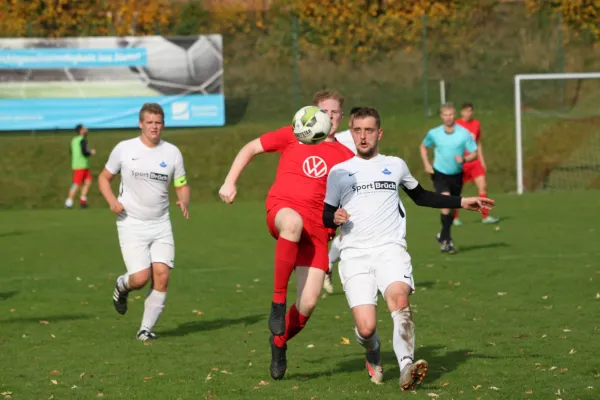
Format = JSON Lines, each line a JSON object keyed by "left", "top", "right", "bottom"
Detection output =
{"left": 455, "top": 118, "right": 481, "bottom": 142}
{"left": 260, "top": 126, "right": 354, "bottom": 224}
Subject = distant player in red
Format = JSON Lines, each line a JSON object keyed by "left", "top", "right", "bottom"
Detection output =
{"left": 454, "top": 103, "right": 500, "bottom": 225}
{"left": 218, "top": 90, "right": 354, "bottom": 380}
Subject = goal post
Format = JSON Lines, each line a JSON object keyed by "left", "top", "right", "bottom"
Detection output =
{"left": 514, "top": 72, "right": 600, "bottom": 194}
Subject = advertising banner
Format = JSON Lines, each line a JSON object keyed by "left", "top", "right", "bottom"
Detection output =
{"left": 0, "top": 36, "right": 225, "bottom": 131}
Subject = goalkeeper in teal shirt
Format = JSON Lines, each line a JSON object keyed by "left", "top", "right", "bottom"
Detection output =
{"left": 420, "top": 103, "right": 478, "bottom": 254}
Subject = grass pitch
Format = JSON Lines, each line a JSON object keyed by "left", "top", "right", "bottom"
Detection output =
{"left": 0, "top": 191, "right": 598, "bottom": 399}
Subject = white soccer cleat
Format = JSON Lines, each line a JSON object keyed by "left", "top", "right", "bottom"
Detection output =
{"left": 136, "top": 329, "right": 158, "bottom": 342}
{"left": 323, "top": 273, "right": 334, "bottom": 294}
{"left": 365, "top": 347, "right": 383, "bottom": 384}
{"left": 400, "top": 359, "right": 428, "bottom": 391}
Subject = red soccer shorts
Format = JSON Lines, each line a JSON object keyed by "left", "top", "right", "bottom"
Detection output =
{"left": 462, "top": 160, "right": 485, "bottom": 183}
{"left": 72, "top": 169, "right": 92, "bottom": 185}
{"left": 266, "top": 204, "right": 329, "bottom": 272}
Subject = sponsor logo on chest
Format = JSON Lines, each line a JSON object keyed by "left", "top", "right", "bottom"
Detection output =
{"left": 131, "top": 170, "right": 169, "bottom": 182}
{"left": 352, "top": 181, "right": 397, "bottom": 193}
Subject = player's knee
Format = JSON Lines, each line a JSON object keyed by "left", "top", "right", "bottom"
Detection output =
{"left": 276, "top": 209, "right": 303, "bottom": 239}
{"left": 355, "top": 320, "right": 377, "bottom": 339}
{"left": 152, "top": 266, "right": 170, "bottom": 291}
{"left": 297, "top": 295, "right": 318, "bottom": 316}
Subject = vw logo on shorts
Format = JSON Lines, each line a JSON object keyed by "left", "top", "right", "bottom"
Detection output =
{"left": 302, "top": 156, "right": 328, "bottom": 178}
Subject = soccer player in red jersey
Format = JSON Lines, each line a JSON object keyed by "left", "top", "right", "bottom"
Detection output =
{"left": 218, "top": 89, "right": 354, "bottom": 380}
{"left": 454, "top": 103, "right": 499, "bottom": 225}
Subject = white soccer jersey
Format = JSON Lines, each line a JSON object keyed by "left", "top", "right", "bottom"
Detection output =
{"left": 105, "top": 137, "right": 186, "bottom": 222}
{"left": 334, "top": 129, "right": 357, "bottom": 154}
{"left": 324, "top": 154, "right": 419, "bottom": 251}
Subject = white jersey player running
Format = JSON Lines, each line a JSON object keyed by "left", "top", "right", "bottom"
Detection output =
{"left": 98, "top": 103, "right": 191, "bottom": 342}
{"left": 323, "top": 107, "right": 494, "bottom": 391}
{"left": 323, "top": 107, "right": 360, "bottom": 294}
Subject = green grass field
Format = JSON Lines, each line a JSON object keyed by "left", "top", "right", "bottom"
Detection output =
{"left": 1, "top": 191, "right": 599, "bottom": 399}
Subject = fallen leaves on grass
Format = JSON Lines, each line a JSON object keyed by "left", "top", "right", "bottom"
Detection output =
{"left": 291, "top": 386, "right": 299, "bottom": 390}
{"left": 497, "top": 292, "right": 507, "bottom": 296}
{"left": 427, "top": 393, "right": 439, "bottom": 398}
{"left": 489, "top": 386, "right": 500, "bottom": 391}
{"left": 441, "top": 382, "right": 450, "bottom": 387}
{"left": 335, "top": 315, "right": 340, "bottom": 319}
{"left": 525, "top": 389, "right": 533, "bottom": 394}
{"left": 569, "top": 348, "right": 576, "bottom": 354}
{"left": 220, "top": 370, "right": 231, "bottom": 375}
{"left": 97, "top": 393, "right": 104, "bottom": 397}
{"left": 596, "top": 292, "right": 599, "bottom": 299}
{"left": 49, "top": 370, "right": 60, "bottom": 375}
{"left": 542, "top": 296, "right": 548, "bottom": 300}
{"left": 205, "top": 373, "right": 212, "bottom": 382}
{"left": 9, "top": 309, "right": 15, "bottom": 312}
{"left": 563, "top": 328, "right": 571, "bottom": 332}
{"left": 306, "top": 344, "right": 315, "bottom": 349}
{"left": 253, "top": 278, "right": 260, "bottom": 282}
{"left": 143, "top": 376, "right": 152, "bottom": 381}
{"left": 472, "top": 385, "right": 482, "bottom": 390}
{"left": 340, "top": 337, "right": 350, "bottom": 345}
{"left": 39, "top": 320, "right": 49, "bottom": 325}
{"left": 192, "top": 310, "right": 204, "bottom": 316}
{"left": 50, "top": 380, "right": 57, "bottom": 385}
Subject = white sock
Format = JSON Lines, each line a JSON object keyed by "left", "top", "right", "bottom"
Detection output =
{"left": 117, "top": 274, "right": 131, "bottom": 292}
{"left": 65, "top": 198, "right": 73, "bottom": 207}
{"left": 391, "top": 308, "right": 415, "bottom": 370}
{"left": 328, "top": 235, "right": 342, "bottom": 266}
{"left": 140, "top": 290, "right": 166, "bottom": 332}
{"left": 355, "top": 326, "right": 380, "bottom": 352}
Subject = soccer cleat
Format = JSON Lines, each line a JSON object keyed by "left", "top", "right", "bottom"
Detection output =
{"left": 436, "top": 234, "right": 454, "bottom": 251}
{"left": 269, "top": 335, "right": 287, "bottom": 380}
{"left": 112, "top": 278, "right": 129, "bottom": 315}
{"left": 80, "top": 202, "right": 88, "bottom": 209}
{"left": 400, "top": 359, "right": 428, "bottom": 391}
{"left": 441, "top": 242, "right": 456, "bottom": 254}
{"left": 453, "top": 218, "right": 463, "bottom": 226}
{"left": 365, "top": 348, "right": 384, "bottom": 384}
{"left": 269, "top": 302, "right": 286, "bottom": 336}
{"left": 482, "top": 216, "right": 500, "bottom": 224}
{"left": 323, "top": 273, "right": 334, "bottom": 294}
{"left": 136, "top": 329, "right": 158, "bottom": 342}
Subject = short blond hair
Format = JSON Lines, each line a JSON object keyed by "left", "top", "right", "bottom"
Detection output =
{"left": 139, "top": 103, "right": 165, "bottom": 122}
{"left": 440, "top": 102, "right": 455, "bottom": 113}
{"left": 313, "top": 89, "right": 344, "bottom": 109}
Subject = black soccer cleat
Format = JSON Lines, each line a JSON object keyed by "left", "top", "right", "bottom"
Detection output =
{"left": 112, "top": 279, "right": 129, "bottom": 315}
{"left": 269, "top": 302, "right": 286, "bottom": 336}
{"left": 136, "top": 329, "right": 158, "bottom": 342}
{"left": 442, "top": 242, "right": 456, "bottom": 255}
{"left": 269, "top": 335, "right": 287, "bottom": 380}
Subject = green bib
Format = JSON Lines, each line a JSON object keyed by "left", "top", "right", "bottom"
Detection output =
{"left": 71, "top": 136, "right": 89, "bottom": 170}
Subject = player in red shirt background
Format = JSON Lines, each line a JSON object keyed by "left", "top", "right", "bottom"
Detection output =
{"left": 454, "top": 103, "right": 500, "bottom": 225}
{"left": 218, "top": 90, "right": 354, "bottom": 380}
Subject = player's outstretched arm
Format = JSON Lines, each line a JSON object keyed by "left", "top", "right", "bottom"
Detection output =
{"left": 219, "top": 138, "right": 265, "bottom": 204}
{"left": 403, "top": 184, "right": 494, "bottom": 212}
{"left": 98, "top": 168, "right": 124, "bottom": 214}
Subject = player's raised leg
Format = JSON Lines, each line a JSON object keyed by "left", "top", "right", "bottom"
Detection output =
{"left": 270, "top": 266, "right": 324, "bottom": 379}
{"left": 323, "top": 234, "right": 341, "bottom": 294}
{"left": 384, "top": 281, "right": 427, "bottom": 391}
{"left": 269, "top": 207, "right": 303, "bottom": 336}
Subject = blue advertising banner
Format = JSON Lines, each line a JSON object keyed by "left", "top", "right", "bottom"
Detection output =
{"left": 0, "top": 36, "right": 225, "bottom": 131}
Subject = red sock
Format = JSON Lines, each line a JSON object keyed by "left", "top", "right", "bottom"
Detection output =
{"left": 453, "top": 209, "right": 459, "bottom": 220}
{"left": 273, "top": 304, "right": 309, "bottom": 347}
{"left": 479, "top": 192, "right": 489, "bottom": 218}
{"left": 273, "top": 237, "right": 298, "bottom": 304}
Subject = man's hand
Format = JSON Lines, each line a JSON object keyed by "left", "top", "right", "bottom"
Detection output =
{"left": 455, "top": 155, "right": 464, "bottom": 164}
{"left": 91, "top": 148, "right": 97, "bottom": 156}
{"left": 334, "top": 208, "right": 350, "bottom": 225}
{"left": 424, "top": 164, "right": 434, "bottom": 175}
{"left": 460, "top": 196, "right": 495, "bottom": 212}
{"left": 177, "top": 200, "right": 190, "bottom": 219}
{"left": 219, "top": 182, "right": 237, "bottom": 204}
{"left": 110, "top": 200, "right": 124, "bottom": 214}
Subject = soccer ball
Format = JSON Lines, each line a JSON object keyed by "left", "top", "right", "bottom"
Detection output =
{"left": 292, "top": 106, "right": 332, "bottom": 145}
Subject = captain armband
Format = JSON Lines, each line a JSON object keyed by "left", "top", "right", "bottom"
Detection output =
{"left": 174, "top": 175, "right": 188, "bottom": 187}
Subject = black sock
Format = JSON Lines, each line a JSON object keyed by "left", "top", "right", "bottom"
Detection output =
{"left": 440, "top": 214, "right": 453, "bottom": 241}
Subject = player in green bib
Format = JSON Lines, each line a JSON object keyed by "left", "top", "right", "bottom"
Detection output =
{"left": 65, "top": 124, "right": 96, "bottom": 209}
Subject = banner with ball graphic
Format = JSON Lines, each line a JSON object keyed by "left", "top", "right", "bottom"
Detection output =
{"left": 0, "top": 35, "right": 225, "bottom": 131}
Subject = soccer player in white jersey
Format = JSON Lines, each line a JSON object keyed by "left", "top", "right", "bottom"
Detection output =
{"left": 98, "top": 103, "right": 190, "bottom": 341}
{"left": 324, "top": 107, "right": 361, "bottom": 294}
{"left": 323, "top": 108, "right": 494, "bottom": 390}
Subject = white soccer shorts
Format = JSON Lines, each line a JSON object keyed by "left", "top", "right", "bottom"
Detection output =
{"left": 116, "top": 217, "right": 175, "bottom": 274}
{"left": 338, "top": 243, "right": 415, "bottom": 309}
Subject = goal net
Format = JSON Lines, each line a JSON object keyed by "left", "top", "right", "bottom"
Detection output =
{"left": 514, "top": 72, "right": 600, "bottom": 194}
